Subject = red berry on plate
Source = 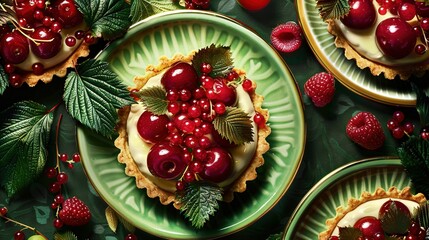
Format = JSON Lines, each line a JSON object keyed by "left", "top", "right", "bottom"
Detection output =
{"left": 379, "top": 199, "right": 411, "bottom": 220}
{"left": 161, "top": 62, "right": 199, "bottom": 91}
{"left": 376, "top": 18, "right": 416, "bottom": 59}
{"left": 58, "top": 196, "right": 91, "bottom": 226}
{"left": 147, "top": 143, "right": 187, "bottom": 180}
{"left": 270, "top": 22, "right": 303, "bottom": 53}
{"left": 137, "top": 111, "right": 169, "bottom": 143}
{"left": 30, "top": 26, "right": 62, "bottom": 59}
{"left": 353, "top": 216, "right": 383, "bottom": 237}
{"left": 206, "top": 79, "right": 237, "bottom": 106}
{"left": 51, "top": 0, "right": 83, "bottom": 29}
{"left": 340, "top": 0, "right": 376, "bottom": 29}
{"left": 304, "top": 72, "right": 335, "bottom": 107}
{"left": 236, "top": 0, "right": 271, "bottom": 11}
{"left": 200, "top": 147, "right": 233, "bottom": 183}
{"left": 346, "top": 112, "right": 385, "bottom": 150}
{"left": 0, "top": 31, "right": 29, "bottom": 64}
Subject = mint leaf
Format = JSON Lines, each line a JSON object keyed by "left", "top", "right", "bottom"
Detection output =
{"left": 177, "top": 181, "right": 223, "bottom": 229}
{"left": 135, "top": 86, "right": 168, "bottom": 115}
{"left": 317, "top": 0, "right": 350, "bottom": 21}
{"left": 213, "top": 107, "right": 254, "bottom": 145}
{"left": 0, "top": 101, "right": 53, "bottom": 198}
{"left": 192, "top": 44, "right": 234, "bottom": 78}
{"left": 0, "top": 61, "right": 8, "bottom": 95}
{"left": 411, "top": 82, "right": 429, "bottom": 128}
{"left": 75, "top": 0, "right": 131, "bottom": 40}
{"left": 63, "top": 59, "right": 135, "bottom": 137}
{"left": 130, "top": 0, "right": 181, "bottom": 23}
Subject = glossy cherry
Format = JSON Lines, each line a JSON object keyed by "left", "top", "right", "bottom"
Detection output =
{"left": 147, "top": 143, "right": 186, "bottom": 180}
{"left": 378, "top": 199, "right": 411, "bottom": 219}
{"left": 340, "top": 0, "right": 376, "bottom": 29}
{"left": 30, "top": 26, "right": 62, "bottom": 59}
{"left": 376, "top": 18, "right": 416, "bottom": 59}
{"left": 51, "top": 0, "right": 83, "bottom": 28}
{"left": 353, "top": 216, "right": 384, "bottom": 237}
{"left": 200, "top": 147, "right": 233, "bottom": 183}
{"left": 0, "top": 31, "right": 29, "bottom": 64}
{"left": 206, "top": 79, "right": 237, "bottom": 106}
{"left": 137, "top": 111, "right": 169, "bottom": 143}
{"left": 161, "top": 62, "right": 199, "bottom": 91}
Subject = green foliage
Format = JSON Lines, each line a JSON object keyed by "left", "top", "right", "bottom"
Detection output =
{"left": 75, "top": 0, "right": 131, "bottom": 40}
{"left": 192, "top": 44, "right": 234, "bottom": 78}
{"left": 213, "top": 107, "right": 254, "bottom": 145}
{"left": 317, "top": 0, "right": 350, "bottom": 21}
{"left": 135, "top": 86, "right": 168, "bottom": 115}
{"left": 380, "top": 202, "right": 412, "bottom": 235}
{"left": 54, "top": 231, "right": 78, "bottom": 240}
{"left": 63, "top": 59, "right": 135, "bottom": 138}
{"left": 130, "top": 0, "right": 181, "bottom": 23}
{"left": 177, "top": 181, "right": 223, "bottom": 228}
{"left": 0, "top": 101, "right": 54, "bottom": 198}
{"left": 0, "top": 62, "right": 8, "bottom": 95}
{"left": 412, "top": 82, "right": 429, "bottom": 128}
{"left": 338, "top": 227, "right": 362, "bottom": 240}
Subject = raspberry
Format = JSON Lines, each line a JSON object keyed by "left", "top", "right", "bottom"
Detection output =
{"left": 303, "top": 72, "right": 335, "bottom": 107}
{"left": 346, "top": 112, "right": 386, "bottom": 150}
{"left": 270, "top": 21, "right": 303, "bottom": 53}
{"left": 58, "top": 196, "right": 91, "bottom": 226}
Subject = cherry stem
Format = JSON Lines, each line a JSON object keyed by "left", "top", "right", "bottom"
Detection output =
{"left": 0, "top": 214, "right": 48, "bottom": 239}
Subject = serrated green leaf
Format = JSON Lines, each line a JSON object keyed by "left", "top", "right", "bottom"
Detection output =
{"left": 398, "top": 135, "right": 429, "bottom": 196}
{"left": 177, "top": 181, "right": 223, "bottom": 229}
{"left": 317, "top": 0, "right": 350, "bottom": 21}
{"left": 338, "top": 227, "right": 361, "bottom": 240}
{"left": 415, "top": 201, "right": 429, "bottom": 229}
{"left": 54, "top": 230, "right": 78, "bottom": 240}
{"left": 75, "top": 0, "right": 131, "bottom": 40}
{"left": 130, "top": 0, "right": 181, "bottom": 23}
{"left": 411, "top": 82, "right": 429, "bottom": 128}
{"left": 0, "top": 61, "right": 9, "bottom": 95}
{"left": 0, "top": 101, "right": 53, "bottom": 198}
{"left": 192, "top": 44, "right": 234, "bottom": 78}
{"left": 135, "top": 86, "right": 167, "bottom": 115}
{"left": 213, "top": 107, "right": 254, "bottom": 145}
{"left": 63, "top": 59, "right": 135, "bottom": 137}
{"left": 381, "top": 201, "right": 411, "bottom": 234}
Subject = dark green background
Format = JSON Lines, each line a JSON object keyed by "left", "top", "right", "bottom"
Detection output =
{"left": 0, "top": 0, "right": 422, "bottom": 239}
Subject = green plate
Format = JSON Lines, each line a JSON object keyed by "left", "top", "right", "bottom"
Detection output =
{"left": 296, "top": 0, "right": 428, "bottom": 107}
{"left": 77, "top": 10, "right": 305, "bottom": 239}
{"left": 283, "top": 157, "right": 414, "bottom": 239}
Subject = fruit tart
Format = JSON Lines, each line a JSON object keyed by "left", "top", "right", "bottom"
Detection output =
{"left": 319, "top": 187, "right": 429, "bottom": 240}
{"left": 0, "top": 0, "right": 94, "bottom": 87}
{"left": 114, "top": 44, "right": 271, "bottom": 228}
{"left": 318, "top": 0, "right": 429, "bottom": 80}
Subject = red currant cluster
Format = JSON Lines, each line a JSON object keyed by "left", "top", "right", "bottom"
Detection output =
{"left": 136, "top": 61, "right": 265, "bottom": 191}
{"left": 0, "top": 206, "right": 47, "bottom": 239}
{"left": 0, "top": 0, "right": 93, "bottom": 87}
{"left": 386, "top": 110, "right": 415, "bottom": 139}
{"left": 184, "top": 0, "right": 210, "bottom": 10}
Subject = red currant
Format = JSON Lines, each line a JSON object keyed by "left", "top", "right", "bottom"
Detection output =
{"left": 0, "top": 207, "right": 8, "bottom": 216}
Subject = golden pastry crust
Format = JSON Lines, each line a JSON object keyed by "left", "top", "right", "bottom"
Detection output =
{"left": 22, "top": 42, "right": 91, "bottom": 87}
{"left": 115, "top": 53, "right": 271, "bottom": 209}
{"left": 327, "top": 19, "right": 429, "bottom": 80}
{"left": 319, "top": 186, "right": 427, "bottom": 240}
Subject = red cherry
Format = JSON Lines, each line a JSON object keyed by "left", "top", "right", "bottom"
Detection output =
{"left": 147, "top": 143, "right": 186, "bottom": 180}
{"left": 30, "top": 26, "right": 62, "bottom": 59}
{"left": 340, "top": 0, "right": 376, "bottom": 29}
{"left": 378, "top": 199, "right": 411, "bottom": 219}
{"left": 353, "top": 216, "right": 383, "bottom": 237}
{"left": 0, "top": 31, "right": 29, "bottom": 64}
{"left": 137, "top": 111, "right": 169, "bottom": 143}
{"left": 161, "top": 62, "right": 199, "bottom": 91}
{"left": 236, "top": 0, "right": 271, "bottom": 11}
{"left": 200, "top": 147, "right": 233, "bottom": 183}
{"left": 206, "top": 79, "right": 237, "bottom": 106}
{"left": 14, "top": 230, "right": 25, "bottom": 240}
{"left": 376, "top": 18, "right": 416, "bottom": 59}
{"left": 14, "top": 0, "right": 38, "bottom": 26}
{"left": 51, "top": 0, "right": 84, "bottom": 28}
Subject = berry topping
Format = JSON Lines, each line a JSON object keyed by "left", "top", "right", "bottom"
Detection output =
{"left": 304, "top": 72, "right": 335, "bottom": 107}
{"left": 353, "top": 216, "right": 384, "bottom": 238}
{"left": 379, "top": 199, "right": 411, "bottom": 219}
{"left": 270, "top": 22, "right": 303, "bottom": 53}
{"left": 147, "top": 143, "right": 187, "bottom": 180}
{"left": 340, "top": 0, "right": 377, "bottom": 29}
{"left": 376, "top": 18, "right": 416, "bottom": 59}
{"left": 0, "top": 31, "right": 29, "bottom": 64}
{"left": 58, "top": 196, "right": 91, "bottom": 226}
{"left": 346, "top": 112, "right": 385, "bottom": 150}
{"left": 137, "top": 111, "right": 169, "bottom": 143}
{"left": 200, "top": 147, "right": 233, "bottom": 183}
{"left": 161, "top": 62, "right": 199, "bottom": 91}
{"left": 51, "top": 0, "right": 84, "bottom": 28}
{"left": 206, "top": 79, "right": 237, "bottom": 106}
{"left": 30, "top": 26, "right": 62, "bottom": 59}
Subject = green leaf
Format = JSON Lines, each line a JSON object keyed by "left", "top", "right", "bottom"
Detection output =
{"left": 415, "top": 201, "right": 429, "bottom": 229}
{"left": 75, "top": 0, "right": 131, "bottom": 40}
{"left": 213, "top": 107, "right": 254, "bottom": 145}
{"left": 380, "top": 201, "right": 412, "bottom": 235}
{"left": 177, "top": 181, "right": 223, "bottom": 229}
{"left": 0, "top": 61, "right": 9, "bottom": 95}
{"left": 338, "top": 227, "right": 362, "bottom": 240}
{"left": 130, "top": 0, "right": 181, "bottom": 23}
{"left": 135, "top": 86, "right": 167, "bottom": 115}
{"left": 192, "top": 44, "right": 234, "bottom": 78}
{"left": 63, "top": 59, "right": 135, "bottom": 137}
{"left": 0, "top": 101, "right": 53, "bottom": 198}
{"left": 411, "top": 82, "right": 429, "bottom": 128}
{"left": 317, "top": 0, "right": 350, "bottom": 21}
{"left": 54, "top": 231, "right": 78, "bottom": 240}
{"left": 398, "top": 135, "right": 429, "bottom": 196}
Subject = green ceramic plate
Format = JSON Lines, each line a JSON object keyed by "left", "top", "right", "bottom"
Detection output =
{"left": 283, "top": 157, "right": 414, "bottom": 239}
{"left": 77, "top": 10, "right": 305, "bottom": 239}
{"left": 295, "top": 0, "right": 428, "bottom": 107}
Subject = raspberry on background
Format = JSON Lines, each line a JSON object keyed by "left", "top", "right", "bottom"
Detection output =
{"left": 270, "top": 21, "right": 303, "bottom": 53}
{"left": 304, "top": 72, "right": 335, "bottom": 107}
{"left": 346, "top": 112, "right": 386, "bottom": 150}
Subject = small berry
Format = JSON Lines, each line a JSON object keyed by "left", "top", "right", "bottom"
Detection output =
{"left": 254, "top": 112, "right": 266, "bottom": 127}
{"left": 14, "top": 230, "right": 25, "bottom": 240}
{"left": 53, "top": 218, "right": 63, "bottom": 228}
{"left": 304, "top": 72, "right": 335, "bottom": 107}
{"left": 392, "top": 126, "right": 405, "bottom": 139}
{"left": 58, "top": 196, "right": 91, "bottom": 226}
{"left": 403, "top": 122, "right": 414, "bottom": 134}
{"left": 392, "top": 111, "right": 405, "bottom": 123}
{"left": 242, "top": 78, "right": 254, "bottom": 92}
{"left": 124, "top": 233, "right": 138, "bottom": 240}
{"left": 59, "top": 153, "right": 68, "bottom": 162}
{"left": 176, "top": 180, "right": 185, "bottom": 191}
{"left": 346, "top": 112, "right": 385, "bottom": 150}
{"left": 72, "top": 153, "right": 81, "bottom": 162}
{"left": 270, "top": 21, "right": 303, "bottom": 53}
{"left": 45, "top": 167, "right": 58, "bottom": 178}
{"left": 0, "top": 207, "right": 8, "bottom": 216}
{"left": 57, "top": 172, "right": 68, "bottom": 184}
